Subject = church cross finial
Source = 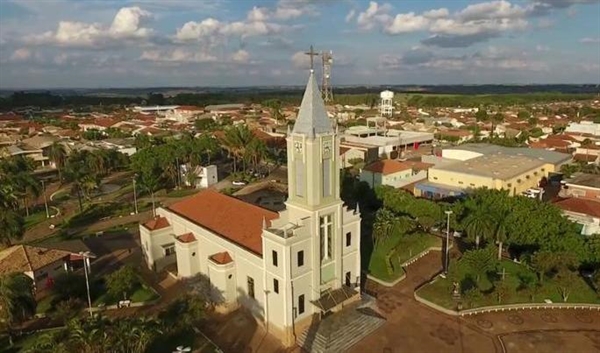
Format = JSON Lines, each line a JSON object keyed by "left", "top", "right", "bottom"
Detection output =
{"left": 305, "top": 45, "right": 319, "bottom": 72}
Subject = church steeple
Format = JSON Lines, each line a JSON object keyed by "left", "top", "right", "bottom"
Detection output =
{"left": 292, "top": 69, "right": 334, "bottom": 137}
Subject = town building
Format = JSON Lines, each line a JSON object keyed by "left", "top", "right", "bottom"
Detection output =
{"left": 415, "top": 143, "right": 571, "bottom": 199}
{"left": 0, "top": 244, "right": 88, "bottom": 292}
{"left": 360, "top": 159, "right": 431, "bottom": 189}
{"left": 140, "top": 70, "right": 361, "bottom": 345}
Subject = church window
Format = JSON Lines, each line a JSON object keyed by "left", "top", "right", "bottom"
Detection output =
{"left": 273, "top": 279, "right": 279, "bottom": 294}
{"left": 298, "top": 294, "right": 305, "bottom": 314}
{"left": 272, "top": 250, "right": 278, "bottom": 267}
{"left": 319, "top": 215, "right": 333, "bottom": 262}
{"left": 163, "top": 243, "right": 175, "bottom": 256}
{"left": 247, "top": 276, "right": 255, "bottom": 299}
{"left": 346, "top": 232, "right": 351, "bottom": 247}
{"left": 322, "top": 158, "right": 331, "bottom": 197}
{"left": 295, "top": 159, "right": 304, "bottom": 197}
{"left": 297, "top": 250, "right": 304, "bottom": 267}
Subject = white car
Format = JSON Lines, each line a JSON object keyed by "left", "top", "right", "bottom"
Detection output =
{"left": 232, "top": 181, "right": 247, "bottom": 186}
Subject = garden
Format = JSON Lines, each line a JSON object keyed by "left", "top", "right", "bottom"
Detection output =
{"left": 414, "top": 187, "right": 600, "bottom": 310}
{"left": 361, "top": 186, "right": 447, "bottom": 283}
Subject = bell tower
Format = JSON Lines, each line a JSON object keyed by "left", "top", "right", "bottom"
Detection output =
{"left": 286, "top": 68, "right": 340, "bottom": 211}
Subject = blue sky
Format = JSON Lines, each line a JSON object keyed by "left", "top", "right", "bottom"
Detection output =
{"left": 0, "top": 0, "right": 598, "bottom": 88}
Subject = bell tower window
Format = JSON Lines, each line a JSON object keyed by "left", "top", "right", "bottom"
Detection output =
{"left": 319, "top": 214, "right": 333, "bottom": 262}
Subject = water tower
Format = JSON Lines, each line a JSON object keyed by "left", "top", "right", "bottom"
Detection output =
{"left": 380, "top": 90, "right": 394, "bottom": 117}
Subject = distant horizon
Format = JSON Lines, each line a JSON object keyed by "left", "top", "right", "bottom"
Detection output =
{"left": 1, "top": 0, "right": 599, "bottom": 89}
{"left": 1, "top": 83, "right": 599, "bottom": 93}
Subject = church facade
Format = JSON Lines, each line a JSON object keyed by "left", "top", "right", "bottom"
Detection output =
{"left": 140, "top": 70, "right": 361, "bottom": 344}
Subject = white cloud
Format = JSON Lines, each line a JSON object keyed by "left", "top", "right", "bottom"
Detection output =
{"left": 579, "top": 37, "right": 600, "bottom": 43}
{"left": 291, "top": 51, "right": 310, "bottom": 68}
{"left": 230, "top": 49, "right": 250, "bottom": 63}
{"left": 457, "top": 1, "right": 528, "bottom": 21}
{"left": 423, "top": 8, "right": 450, "bottom": 19}
{"left": 356, "top": 1, "right": 392, "bottom": 30}
{"left": 25, "top": 6, "right": 153, "bottom": 47}
{"left": 353, "top": 1, "right": 533, "bottom": 47}
{"left": 175, "top": 18, "right": 284, "bottom": 42}
{"left": 10, "top": 48, "right": 32, "bottom": 61}
{"left": 109, "top": 7, "right": 152, "bottom": 38}
{"left": 140, "top": 48, "right": 217, "bottom": 63}
{"left": 536, "top": 44, "right": 550, "bottom": 51}
{"left": 345, "top": 9, "right": 356, "bottom": 23}
{"left": 385, "top": 13, "right": 430, "bottom": 34}
{"left": 247, "top": 7, "right": 270, "bottom": 22}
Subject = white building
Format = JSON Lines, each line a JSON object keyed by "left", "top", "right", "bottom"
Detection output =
{"left": 140, "top": 70, "right": 361, "bottom": 346}
{"left": 565, "top": 121, "right": 600, "bottom": 137}
{"left": 180, "top": 164, "right": 218, "bottom": 189}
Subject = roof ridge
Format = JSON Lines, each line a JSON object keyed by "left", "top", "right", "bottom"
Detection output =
{"left": 21, "top": 245, "right": 34, "bottom": 272}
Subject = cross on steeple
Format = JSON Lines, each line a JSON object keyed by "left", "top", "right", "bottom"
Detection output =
{"left": 305, "top": 45, "right": 319, "bottom": 72}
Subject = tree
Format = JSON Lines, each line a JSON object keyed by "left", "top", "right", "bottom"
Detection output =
{"left": 48, "top": 141, "right": 67, "bottom": 181}
{"left": 530, "top": 250, "right": 557, "bottom": 283}
{"left": 0, "top": 208, "right": 24, "bottom": 246}
{"left": 593, "top": 271, "right": 600, "bottom": 294}
{"left": 194, "top": 118, "right": 217, "bottom": 131}
{"left": 159, "top": 294, "right": 207, "bottom": 333}
{"left": 463, "top": 287, "right": 482, "bottom": 308}
{"left": 555, "top": 268, "right": 578, "bottom": 302}
{"left": 0, "top": 273, "right": 36, "bottom": 345}
{"left": 492, "top": 280, "right": 512, "bottom": 303}
{"left": 518, "top": 110, "right": 531, "bottom": 120}
{"left": 52, "top": 298, "right": 84, "bottom": 324}
{"left": 462, "top": 208, "right": 494, "bottom": 249}
{"left": 53, "top": 272, "right": 87, "bottom": 300}
{"left": 105, "top": 265, "right": 139, "bottom": 300}
{"left": 462, "top": 248, "right": 497, "bottom": 283}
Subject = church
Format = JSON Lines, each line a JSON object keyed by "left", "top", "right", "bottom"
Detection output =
{"left": 140, "top": 67, "right": 362, "bottom": 345}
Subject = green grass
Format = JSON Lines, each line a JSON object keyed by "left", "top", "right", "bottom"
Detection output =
{"left": 24, "top": 211, "right": 48, "bottom": 228}
{"left": 166, "top": 188, "right": 200, "bottom": 198}
{"left": 367, "top": 233, "right": 441, "bottom": 282}
{"left": 36, "top": 294, "right": 57, "bottom": 314}
{"left": 93, "top": 281, "right": 158, "bottom": 306}
{"left": 418, "top": 259, "right": 600, "bottom": 310}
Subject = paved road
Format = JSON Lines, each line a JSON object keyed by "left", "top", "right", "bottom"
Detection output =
{"left": 351, "top": 251, "right": 600, "bottom": 353}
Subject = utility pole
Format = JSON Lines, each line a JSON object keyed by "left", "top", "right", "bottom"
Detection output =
{"left": 41, "top": 179, "right": 49, "bottom": 218}
{"left": 79, "top": 251, "right": 94, "bottom": 318}
{"left": 444, "top": 210, "right": 453, "bottom": 275}
{"left": 132, "top": 176, "right": 138, "bottom": 214}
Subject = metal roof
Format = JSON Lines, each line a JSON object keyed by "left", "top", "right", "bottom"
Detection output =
{"left": 445, "top": 143, "right": 572, "bottom": 165}
{"left": 292, "top": 71, "right": 334, "bottom": 137}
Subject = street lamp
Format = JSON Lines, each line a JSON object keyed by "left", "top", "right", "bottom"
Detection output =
{"left": 78, "top": 251, "right": 95, "bottom": 318}
{"left": 132, "top": 175, "right": 139, "bottom": 214}
{"left": 444, "top": 210, "right": 453, "bottom": 275}
{"left": 41, "top": 179, "right": 49, "bottom": 219}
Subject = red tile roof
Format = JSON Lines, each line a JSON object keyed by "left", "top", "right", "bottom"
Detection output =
{"left": 143, "top": 216, "right": 171, "bottom": 231}
{"left": 210, "top": 251, "right": 233, "bottom": 264}
{"left": 363, "top": 160, "right": 412, "bottom": 176}
{"left": 168, "top": 189, "right": 278, "bottom": 256}
{"left": 573, "top": 154, "right": 598, "bottom": 162}
{"left": 177, "top": 232, "right": 197, "bottom": 243}
{"left": 554, "top": 198, "right": 600, "bottom": 218}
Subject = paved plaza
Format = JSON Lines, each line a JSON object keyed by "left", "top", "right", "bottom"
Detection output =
{"left": 350, "top": 251, "right": 600, "bottom": 353}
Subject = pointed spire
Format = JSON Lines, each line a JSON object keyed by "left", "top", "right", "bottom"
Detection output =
{"left": 292, "top": 70, "right": 334, "bottom": 137}
{"left": 355, "top": 203, "right": 360, "bottom": 215}
{"left": 262, "top": 216, "right": 267, "bottom": 230}
{"left": 287, "top": 124, "right": 291, "bottom": 135}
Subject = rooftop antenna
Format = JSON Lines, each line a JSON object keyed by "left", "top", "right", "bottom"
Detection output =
{"left": 322, "top": 50, "right": 333, "bottom": 103}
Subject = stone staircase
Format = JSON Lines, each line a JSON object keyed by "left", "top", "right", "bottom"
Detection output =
{"left": 297, "top": 298, "right": 386, "bottom": 353}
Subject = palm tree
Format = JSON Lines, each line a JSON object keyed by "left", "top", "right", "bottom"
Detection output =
{"left": 0, "top": 273, "right": 36, "bottom": 346}
{"left": 0, "top": 207, "right": 25, "bottom": 246}
{"left": 48, "top": 141, "right": 67, "bottom": 181}
{"left": 463, "top": 208, "right": 494, "bottom": 249}
{"left": 223, "top": 125, "right": 255, "bottom": 173}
